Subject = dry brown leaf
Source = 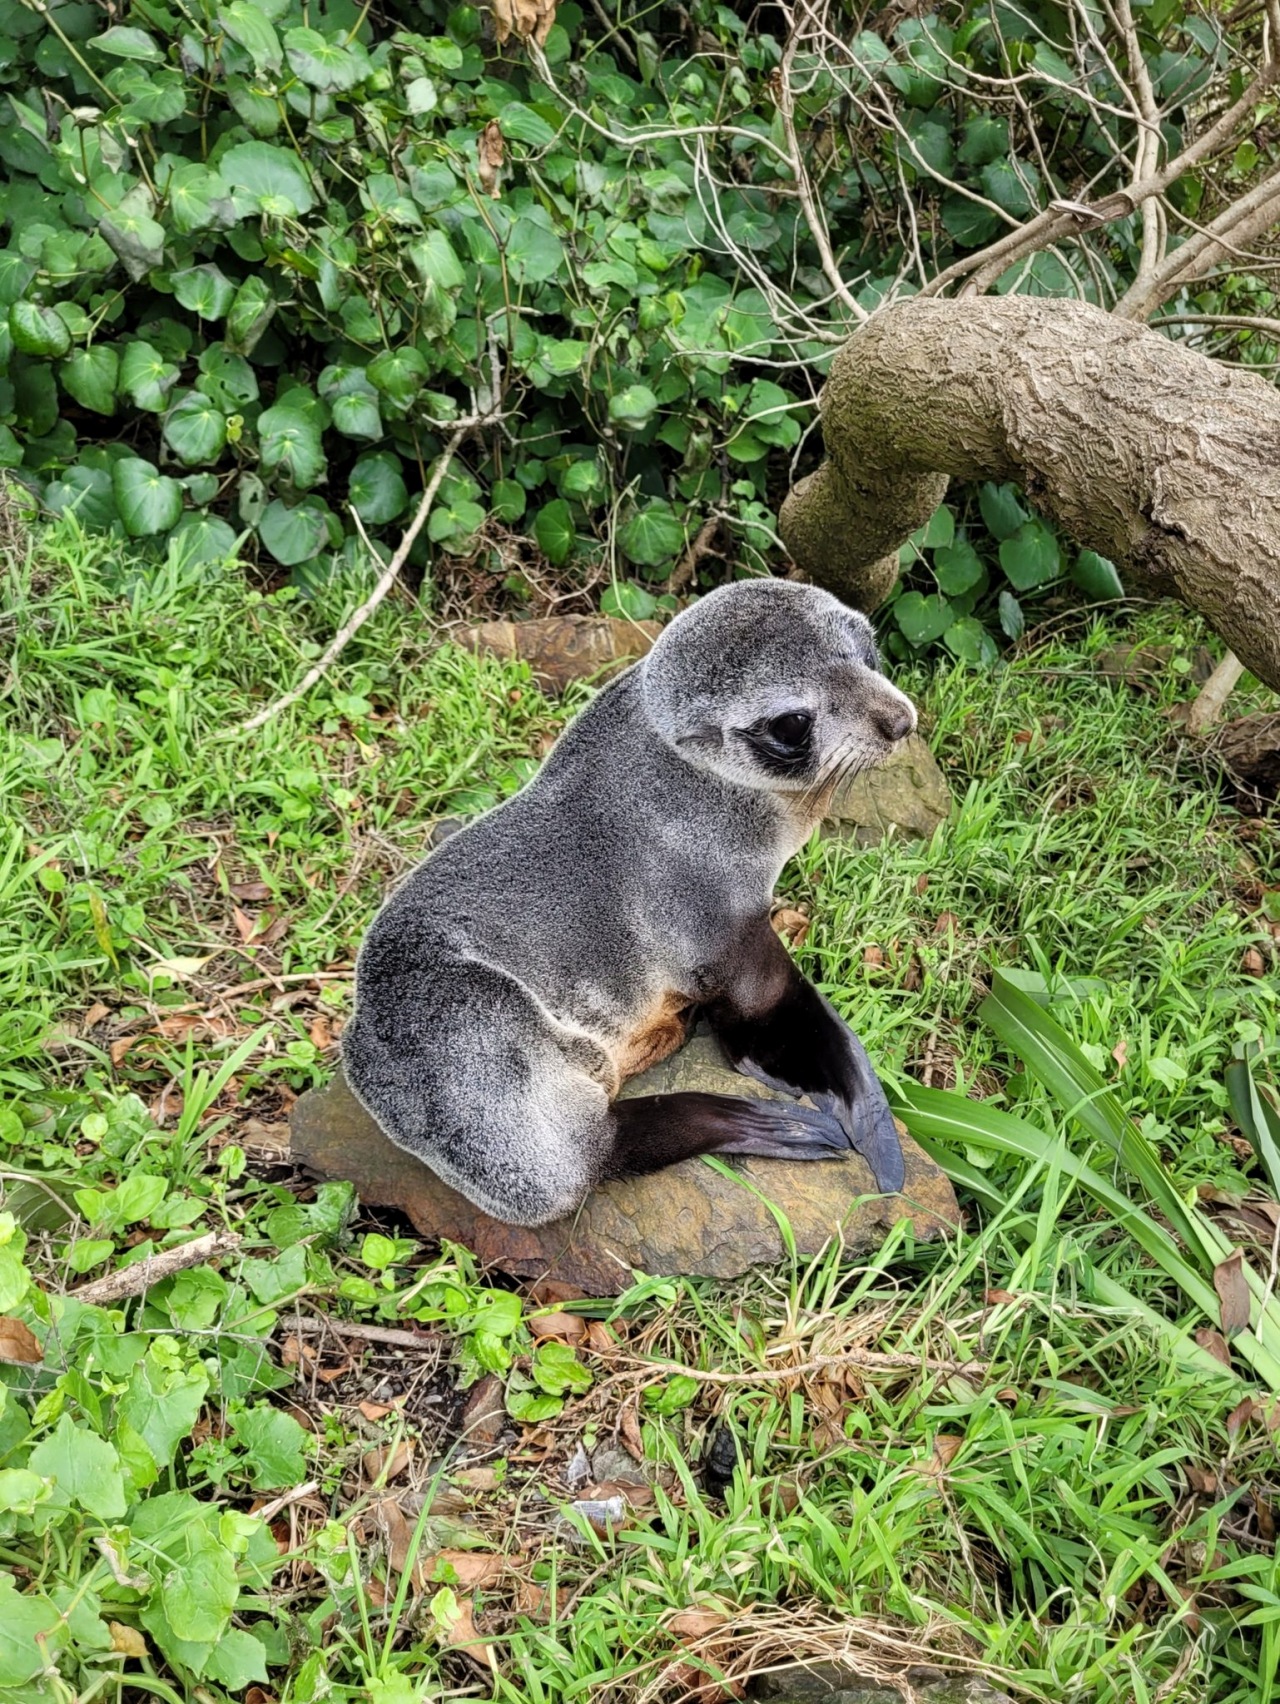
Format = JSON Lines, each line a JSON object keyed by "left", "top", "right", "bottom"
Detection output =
{"left": 231, "top": 880, "right": 273, "bottom": 902}
{"left": 258, "top": 915, "right": 290, "bottom": 949}
{"left": 233, "top": 906, "right": 257, "bottom": 943}
{"left": 862, "top": 945, "right": 886, "bottom": 971}
{"left": 371, "top": 1497, "right": 417, "bottom": 1582}
{"left": 515, "top": 1578, "right": 554, "bottom": 1619}
{"left": 491, "top": 0, "right": 557, "bottom": 47}
{"left": 363, "top": 1438, "right": 412, "bottom": 1483}
{"left": 110, "top": 1036, "right": 136, "bottom": 1067}
{"left": 1112, "top": 1038, "right": 1129, "bottom": 1070}
{"left": 984, "top": 1289, "right": 1016, "bottom": 1306}
{"left": 529, "top": 1309, "right": 586, "bottom": 1344}
{"left": 244, "top": 1688, "right": 277, "bottom": 1704}
{"left": 1227, "top": 1396, "right": 1257, "bottom": 1436}
{"left": 452, "top": 1465, "right": 499, "bottom": 1490}
{"left": 309, "top": 1015, "right": 336, "bottom": 1051}
{"left": 83, "top": 1001, "right": 112, "bottom": 1030}
{"left": 359, "top": 1399, "right": 396, "bottom": 1422}
{"left": 424, "top": 1548, "right": 506, "bottom": 1587}
{"left": 476, "top": 119, "right": 504, "bottom": 198}
{"left": 1194, "top": 1326, "right": 1233, "bottom": 1368}
{"left": 669, "top": 1609, "right": 730, "bottom": 1639}
{"left": 435, "top": 1593, "right": 496, "bottom": 1674}
{"left": 914, "top": 872, "right": 930, "bottom": 895}
{"left": 585, "top": 1320, "right": 616, "bottom": 1356}
{"left": 1243, "top": 947, "right": 1267, "bottom": 976}
{"left": 619, "top": 1402, "right": 645, "bottom": 1461}
{"left": 1255, "top": 1489, "right": 1276, "bottom": 1541}
{"left": 1185, "top": 1464, "right": 1218, "bottom": 1494}
{"left": 933, "top": 911, "right": 960, "bottom": 935}
{"left": 1213, "top": 1249, "right": 1251, "bottom": 1336}
{"left": 770, "top": 907, "right": 810, "bottom": 948}
{"left": 0, "top": 1317, "right": 41, "bottom": 1365}
{"left": 915, "top": 1433, "right": 964, "bottom": 1478}
{"left": 109, "top": 1623, "right": 148, "bottom": 1658}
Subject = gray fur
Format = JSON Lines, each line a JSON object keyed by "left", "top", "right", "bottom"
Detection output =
{"left": 342, "top": 579, "right": 917, "bottom": 1225}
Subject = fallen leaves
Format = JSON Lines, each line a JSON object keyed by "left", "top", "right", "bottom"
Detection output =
{"left": 770, "top": 906, "right": 810, "bottom": 949}
{"left": 1213, "top": 1249, "right": 1251, "bottom": 1337}
{"left": 1193, "top": 1326, "right": 1232, "bottom": 1368}
{"left": 363, "top": 1438, "right": 413, "bottom": 1483}
{"left": 109, "top": 1623, "right": 148, "bottom": 1658}
{"left": 0, "top": 1317, "right": 41, "bottom": 1365}
{"left": 476, "top": 119, "right": 504, "bottom": 199}
{"left": 491, "top": 0, "right": 557, "bottom": 47}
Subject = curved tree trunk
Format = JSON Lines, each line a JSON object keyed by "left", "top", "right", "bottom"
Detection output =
{"left": 779, "top": 296, "right": 1280, "bottom": 695}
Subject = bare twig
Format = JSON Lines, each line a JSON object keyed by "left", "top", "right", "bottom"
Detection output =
{"left": 1187, "top": 651, "right": 1248, "bottom": 735}
{"left": 254, "top": 1481, "right": 321, "bottom": 1523}
{"left": 236, "top": 420, "right": 484, "bottom": 735}
{"left": 71, "top": 1231, "right": 242, "bottom": 1307}
{"left": 285, "top": 1315, "right": 445, "bottom": 1349}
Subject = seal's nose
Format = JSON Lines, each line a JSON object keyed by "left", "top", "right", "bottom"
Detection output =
{"left": 873, "top": 699, "right": 915, "bottom": 743}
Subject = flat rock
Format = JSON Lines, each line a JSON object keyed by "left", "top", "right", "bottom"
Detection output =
{"left": 823, "top": 733, "right": 951, "bottom": 845}
{"left": 751, "top": 1667, "right": 1012, "bottom": 1704}
{"left": 290, "top": 1031, "right": 957, "bottom": 1294}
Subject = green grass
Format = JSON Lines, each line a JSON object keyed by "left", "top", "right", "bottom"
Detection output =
{"left": 1, "top": 520, "right": 1278, "bottom": 1704}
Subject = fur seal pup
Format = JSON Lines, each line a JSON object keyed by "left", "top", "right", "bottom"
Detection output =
{"left": 343, "top": 578, "right": 918, "bottom": 1226}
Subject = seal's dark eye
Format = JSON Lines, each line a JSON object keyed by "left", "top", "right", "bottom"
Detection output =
{"left": 766, "top": 711, "right": 812, "bottom": 749}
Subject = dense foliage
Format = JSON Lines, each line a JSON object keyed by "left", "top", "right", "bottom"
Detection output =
{"left": 2, "top": 0, "right": 1276, "bottom": 652}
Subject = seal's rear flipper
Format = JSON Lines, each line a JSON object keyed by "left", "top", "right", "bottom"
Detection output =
{"left": 609, "top": 1091, "right": 848, "bottom": 1176}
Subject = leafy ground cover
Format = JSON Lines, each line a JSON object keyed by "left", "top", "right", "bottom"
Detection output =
{"left": 1, "top": 521, "right": 1279, "bottom": 1703}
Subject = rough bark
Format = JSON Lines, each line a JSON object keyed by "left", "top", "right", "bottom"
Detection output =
{"left": 780, "top": 295, "right": 1280, "bottom": 694}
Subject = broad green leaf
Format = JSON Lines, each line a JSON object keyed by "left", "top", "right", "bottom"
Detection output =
{"left": 113, "top": 458, "right": 183, "bottom": 536}
{"left": 934, "top": 539, "right": 983, "bottom": 594}
{"left": 981, "top": 157, "right": 1042, "bottom": 219}
{"left": 619, "top": 501, "right": 684, "bottom": 568}
{"left": 408, "top": 229, "right": 465, "bottom": 292}
{"left": 367, "top": 346, "right": 427, "bottom": 403}
{"left": 491, "top": 478, "right": 526, "bottom": 522}
{"left": 222, "top": 141, "right": 316, "bottom": 216}
{"left": 198, "top": 343, "right": 259, "bottom": 408}
{"left": 978, "top": 481, "right": 1028, "bottom": 541}
{"left": 99, "top": 201, "right": 167, "bottom": 281}
{"left": 157, "top": 1522, "right": 239, "bottom": 1643}
{"left": 170, "top": 514, "right": 238, "bottom": 567}
{"left": 942, "top": 615, "right": 998, "bottom": 665}
{"left": 958, "top": 113, "right": 1009, "bottom": 165}
{"left": 506, "top": 215, "right": 565, "bottom": 285}
{"left": 998, "top": 588, "right": 1025, "bottom": 638}
{"left": 284, "top": 26, "right": 364, "bottom": 91}
{"left": 534, "top": 498, "right": 575, "bottom": 566}
{"left": 171, "top": 264, "right": 235, "bottom": 321}
{"left": 218, "top": 2, "right": 282, "bottom": 72}
{"left": 117, "top": 1352, "right": 210, "bottom": 1472}
{"left": 164, "top": 393, "right": 228, "bottom": 465}
{"left": 1072, "top": 549, "right": 1124, "bottom": 600}
{"left": 29, "top": 1414, "right": 127, "bottom": 1519}
{"left": 725, "top": 203, "right": 780, "bottom": 251}
{"left": 10, "top": 300, "right": 71, "bottom": 358}
{"left": 538, "top": 338, "right": 588, "bottom": 377}
{"left": 499, "top": 101, "right": 557, "bottom": 145}
{"left": 0, "top": 1575, "right": 60, "bottom": 1687}
{"left": 232, "top": 1402, "right": 308, "bottom": 1489}
{"left": 601, "top": 580, "right": 659, "bottom": 620}
{"left": 894, "top": 590, "right": 952, "bottom": 645}
{"left": 940, "top": 193, "right": 1001, "bottom": 248}
{"left": 428, "top": 497, "right": 485, "bottom": 545}
{"left": 999, "top": 518, "right": 1061, "bottom": 590}
{"left": 258, "top": 405, "right": 325, "bottom": 489}
{"left": 259, "top": 497, "right": 332, "bottom": 565}
{"left": 60, "top": 346, "right": 119, "bottom": 415}
{"left": 331, "top": 391, "right": 383, "bottom": 440}
{"left": 608, "top": 385, "right": 658, "bottom": 431}
{"left": 119, "top": 67, "right": 188, "bottom": 124}
{"left": 45, "top": 465, "right": 117, "bottom": 529}
{"left": 93, "top": 25, "right": 163, "bottom": 60}
{"left": 205, "top": 1629, "right": 269, "bottom": 1690}
{"left": 349, "top": 452, "right": 408, "bottom": 525}
{"left": 165, "top": 163, "right": 237, "bottom": 234}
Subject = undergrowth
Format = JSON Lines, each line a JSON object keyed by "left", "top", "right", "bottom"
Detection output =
{"left": 0, "top": 521, "right": 1278, "bottom": 1704}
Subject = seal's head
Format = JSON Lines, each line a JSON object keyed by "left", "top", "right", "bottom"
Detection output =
{"left": 640, "top": 579, "right": 916, "bottom": 799}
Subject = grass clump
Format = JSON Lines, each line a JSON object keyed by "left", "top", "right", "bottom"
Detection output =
{"left": 0, "top": 524, "right": 1278, "bottom": 1704}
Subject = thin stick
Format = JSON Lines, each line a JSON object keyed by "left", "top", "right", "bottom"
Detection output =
{"left": 71, "top": 1230, "right": 242, "bottom": 1306}
{"left": 236, "top": 422, "right": 477, "bottom": 735}
{"left": 285, "top": 1315, "right": 445, "bottom": 1349}
{"left": 1187, "top": 651, "right": 1248, "bottom": 735}
{"left": 254, "top": 1481, "right": 321, "bottom": 1523}
{"left": 613, "top": 1347, "right": 986, "bottom": 1386}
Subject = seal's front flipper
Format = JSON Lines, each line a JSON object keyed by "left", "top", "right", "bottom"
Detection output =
{"left": 608, "top": 1091, "right": 848, "bottom": 1177}
{"left": 707, "top": 926, "right": 906, "bottom": 1195}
